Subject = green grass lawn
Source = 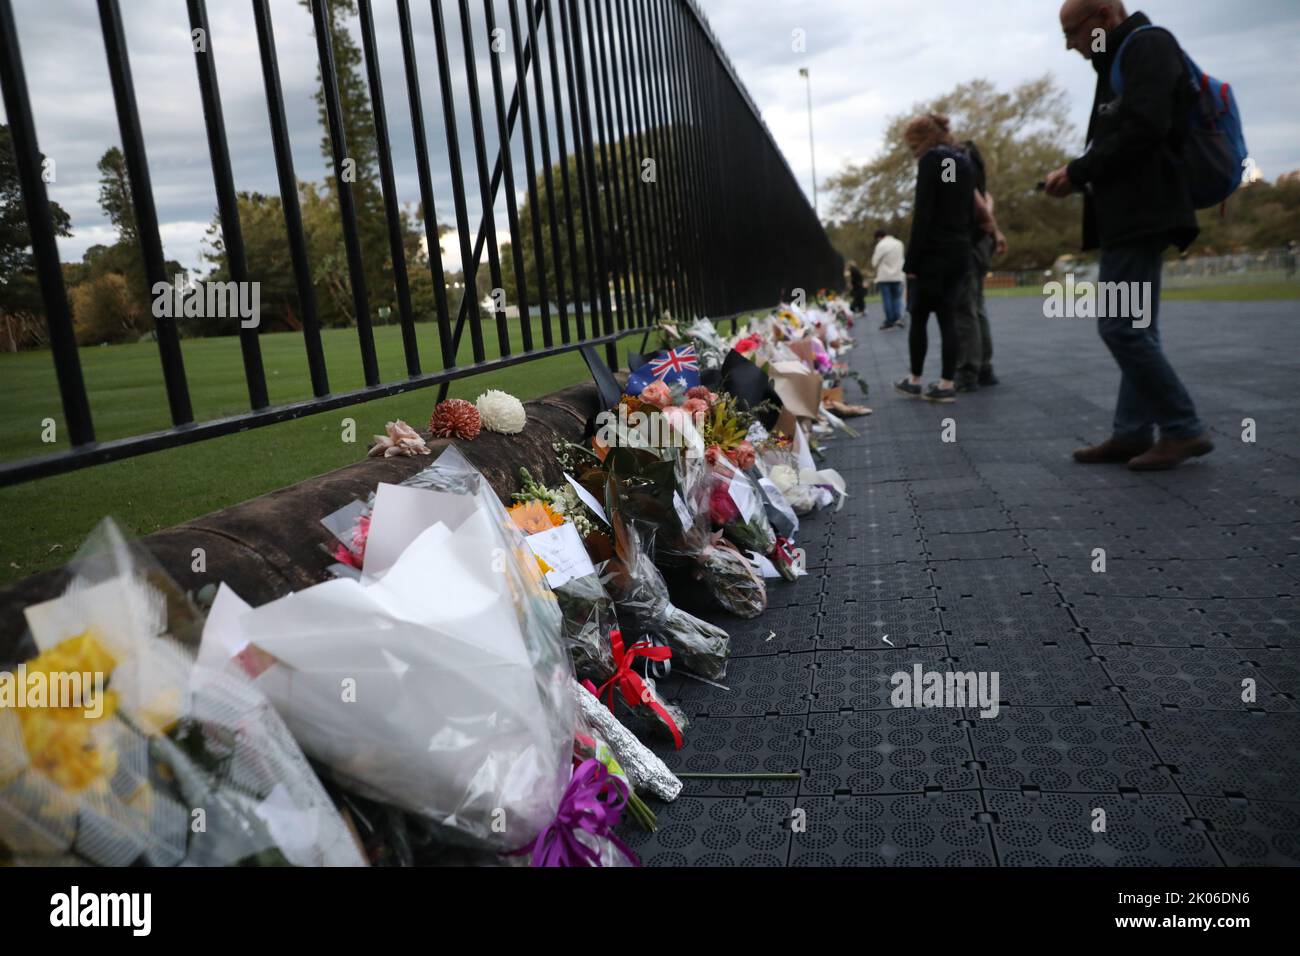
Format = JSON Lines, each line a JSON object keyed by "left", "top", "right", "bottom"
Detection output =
{"left": 0, "top": 317, "right": 597, "bottom": 584}
{"left": 2, "top": 281, "right": 1295, "bottom": 586}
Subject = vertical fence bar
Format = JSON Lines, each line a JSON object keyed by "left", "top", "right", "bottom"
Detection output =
{"left": 506, "top": 0, "right": 553, "bottom": 348}
{"left": 567, "top": 0, "right": 617, "bottom": 369}
{"left": 644, "top": 0, "right": 695, "bottom": 319}
{"left": 0, "top": 0, "right": 95, "bottom": 446}
{"left": 397, "top": 0, "right": 455, "bottom": 370}
{"left": 653, "top": 0, "right": 700, "bottom": 319}
{"left": 357, "top": 0, "right": 419, "bottom": 377}
{"left": 457, "top": 0, "right": 510, "bottom": 358}
{"left": 555, "top": 0, "right": 598, "bottom": 340}
{"left": 523, "top": 0, "right": 569, "bottom": 345}
{"left": 482, "top": 0, "right": 533, "bottom": 353}
{"left": 543, "top": 0, "right": 586, "bottom": 340}
{"left": 310, "top": 0, "right": 379, "bottom": 386}
{"left": 628, "top": 0, "right": 681, "bottom": 319}
{"left": 664, "top": 0, "right": 709, "bottom": 319}
{"left": 686, "top": 12, "right": 721, "bottom": 318}
{"left": 187, "top": 0, "right": 269, "bottom": 410}
{"left": 252, "top": 0, "right": 329, "bottom": 398}
{"left": 97, "top": 0, "right": 193, "bottom": 425}
{"left": 583, "top": 0, "right": 627, "bottom": 336}
{"left": 596, "top": 0, "right": 645, "bottom": 332}
{"left": 617, "top": 0, "right": 667, "bottom": 325}
{"left": 430, "top": 0, "right": 485, "bottom": 365}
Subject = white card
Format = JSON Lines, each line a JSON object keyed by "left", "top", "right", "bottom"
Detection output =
{"left": 363, "top": 483, "right": 478, "bottom": 579}
{"left": 564, "top": 474, "right": 609, "bottom": 525}
{"left": 525, "top": 522, "right": 597, "bottom": 589}
{"left": 727, "top": 476, "right": 760, "bottom": 522}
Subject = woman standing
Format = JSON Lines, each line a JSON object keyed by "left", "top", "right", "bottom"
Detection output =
{"left": 893, "top": 113, "right": 986, "bottom": 404}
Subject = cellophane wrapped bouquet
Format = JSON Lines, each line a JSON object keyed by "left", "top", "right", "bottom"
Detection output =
{"left": 0, "top": 519, "right": 364, "bottom": 867}
{"left": 200, "top": 447, "right": 575, "bottom": 854}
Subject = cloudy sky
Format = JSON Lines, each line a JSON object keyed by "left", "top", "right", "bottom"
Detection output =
{"left": 4, "top": 0, "right": 1297, "bottom": 273}
{"left": 701, "top": 0, "right": 1300, "bottom": 216}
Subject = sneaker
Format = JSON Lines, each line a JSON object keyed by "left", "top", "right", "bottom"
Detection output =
{"left": 978, "top": 369, "right": 1000, "bottom": 387}
{"left": 879, "top": 323, "right": 892, "bottom": 331}
{"left": 954, "top": 378, "right": 980, "bottom": 394}
{"left": 922, "top": 383, "right": 956, "bottom": 403}
{"left": 894, "top": 378, "right": 922, "bottom": 398}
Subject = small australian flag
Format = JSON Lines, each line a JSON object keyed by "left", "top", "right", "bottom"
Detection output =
{"left": 624, "top": 346, "right": 701, "bottom": 395}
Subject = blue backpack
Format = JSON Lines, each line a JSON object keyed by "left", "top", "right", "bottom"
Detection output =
{"left": 1110, "top": 24, "right": 1249, "bottom": 209}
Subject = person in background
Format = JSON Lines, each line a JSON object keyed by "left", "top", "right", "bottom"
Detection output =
{"left": 953, "top": 140, "right": 1007, "bottom": 391}
{"left": 845, "top": 261, "right": 867, "bottom": 315}
{"left": 894, "top": 114, "right": 998, "bottom": 403}
{"left": 871, "top": 228, "right": 906, "bottom": 330}
{"left": 1044, "top": 0, "right": 1212, "bottom": 470}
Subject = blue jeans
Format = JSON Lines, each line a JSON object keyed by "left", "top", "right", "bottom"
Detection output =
{"left": 1097, "top": 241, "right": 1204, "bottom": 443}
{"left": 879, "top": 281, "right": 904, "bottom": 326}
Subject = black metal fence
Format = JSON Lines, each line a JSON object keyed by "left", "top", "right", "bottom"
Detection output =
{"left": 0, "top": 0, "right": 840, "bottom": 486}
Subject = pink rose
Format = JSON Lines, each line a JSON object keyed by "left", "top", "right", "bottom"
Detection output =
{"left": 686, "top": 386, "right": 717, "bottom": 405}
{"left": 725, "top": 441, "right": 756, "bottom": 471}
{"left": 639, "top": 380, "right": 672, "bottom": 408}
{"left": 682, "top": 398, "right": 709, "bottom": 423}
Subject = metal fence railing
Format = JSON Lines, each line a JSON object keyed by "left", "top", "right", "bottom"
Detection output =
{"left": 0, "top": 0, "right": 841, "bottom": 486}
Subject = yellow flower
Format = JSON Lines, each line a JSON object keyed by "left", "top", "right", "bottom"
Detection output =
{"left": 14, "top": 632, "right": 120, "bottom": 794}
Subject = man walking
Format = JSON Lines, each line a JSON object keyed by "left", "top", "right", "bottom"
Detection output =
{"left": 1044, "top": 1, "right": 1212, "bottom": 470}
{"left": 954, "top": 140, "right": 1006, "bottom": 391}
{"left": 871, "top": 228, "right": 906, "bottom": 330}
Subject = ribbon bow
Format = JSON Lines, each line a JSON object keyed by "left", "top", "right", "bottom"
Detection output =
{"left": 595, "top": 630, "right": 682, "bottom": 749}
{"left": 522, "top": 758, "right": 640, "bottom": 867}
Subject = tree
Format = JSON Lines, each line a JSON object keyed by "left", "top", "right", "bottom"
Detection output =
{"left": 0, "top": 123, "right": 73, "bottom": 351}
{"left": 825, "top": 77, "right": 1081, "bottom": 270}
{"left": 96, "top": 146, "right": 137, "bottom": 246}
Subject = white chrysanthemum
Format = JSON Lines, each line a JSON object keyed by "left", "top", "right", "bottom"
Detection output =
{"left": 475, "top": 389, "right": 527, "bottom": 434}
{"left": 768, "top": 464, "right": 800, "bottom": 494}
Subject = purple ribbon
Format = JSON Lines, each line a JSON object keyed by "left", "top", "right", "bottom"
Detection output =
{"left": 523, "top": 758, "right": 641, "bottom": 868}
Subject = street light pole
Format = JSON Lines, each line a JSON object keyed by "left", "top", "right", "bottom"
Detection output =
{"left": 799, "top": 67, "right": 818, "bottom": 218}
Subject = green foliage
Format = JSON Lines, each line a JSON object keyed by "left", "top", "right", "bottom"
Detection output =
{"left": 68, "top": 271, "right": 152, "bottom": 345}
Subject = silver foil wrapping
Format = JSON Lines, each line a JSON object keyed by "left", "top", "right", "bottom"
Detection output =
{"left": 572, "top": 680, "right": 683, "bottom": 803}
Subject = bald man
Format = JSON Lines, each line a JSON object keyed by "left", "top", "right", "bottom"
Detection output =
{"left": 1043, "top": 2, "right": 1212, "bottom": 471}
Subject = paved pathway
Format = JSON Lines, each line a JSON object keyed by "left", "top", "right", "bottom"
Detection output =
{"left": 621, "top": 296, "right": 1300, "bottom": 866}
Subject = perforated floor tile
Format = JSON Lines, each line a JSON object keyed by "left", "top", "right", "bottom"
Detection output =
{"left": 621, "top": 796, "right": 795, "bottom": 867}
{"left": 947, "top": 643, "right": 1116, "bottom": 707}
{"left": 657, "top": 651, "right": 815, "bottom": 719}
{"left": 801, "top": 708, "right": 978, "bottom": 795}
{"left": 789, "top": 792, "right": 994, "bottom": 866}
{"left": 1188, "top": 797, "right": 1300, "bottom": 866}
{"left": 810, "top": 646, "right": 952, "bottom": 711}
{"left": 822, "top": 561, "right": 935, "bottom": 604}
{"left": 986, "top": 792, "right": 1219, "bottom": 866}
{"left": 817, "top": 600, "right": 945, "bottom": 651}
{"left": 1096, "top": 644, "right": 1297, "bottom": 712}
{"left": 1135, "top": 708, "right": 1300, "bottom": 802}
{"left": 928, "top": 557, "right": 1052, "bottom": 598}
{"left": 940, "top": 593, "right": 1082, "bottom": 646}
{"left": 711, "top": 603, "right": 821, "bottom": 657}
{"left": 970, "top": 705, "right": 1172, "bottom": 794}
{"left": 650, "top": 714, "right": 806, "bottom": 798}
{"left": 920, "top": 506, "right": 1016, "bottom": 535}
{"left": 926, "top": 530, "right": 1032, "bottom": 561}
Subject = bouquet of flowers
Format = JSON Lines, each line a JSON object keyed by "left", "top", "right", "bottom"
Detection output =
{"left": 592, "top": 404, "right": 767, "bottom": 620}
{"left": 202, "top": 447, "right": 576, "bottom": 853}
{"left": 706, "top": 449, "right": 778, "bottom": 558}
{"left": 596, "top": 499, "right": 731, "bottom": 681}
{"left": 1, "top": 519, "right": 364, "bottom": 867}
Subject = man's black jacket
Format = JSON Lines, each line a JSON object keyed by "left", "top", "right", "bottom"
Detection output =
{"left": 1066, "top": 11, "right": 1199, "bottom": 252}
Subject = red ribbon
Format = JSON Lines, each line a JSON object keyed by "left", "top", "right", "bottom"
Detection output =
{"left": 595, "top": 629, "right": 683, "bottom": 749}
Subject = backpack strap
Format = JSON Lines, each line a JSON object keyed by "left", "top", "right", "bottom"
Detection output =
{"left": 1109, "top": 24, "right": 1176, "bottom": 94}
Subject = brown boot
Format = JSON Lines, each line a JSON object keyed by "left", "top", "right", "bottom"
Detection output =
{"left": 1127, "top": 435, "right": 1215, "bottom": 471}
{"left": 1073, "top": 437, "right": 1153, "bottom": 464}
